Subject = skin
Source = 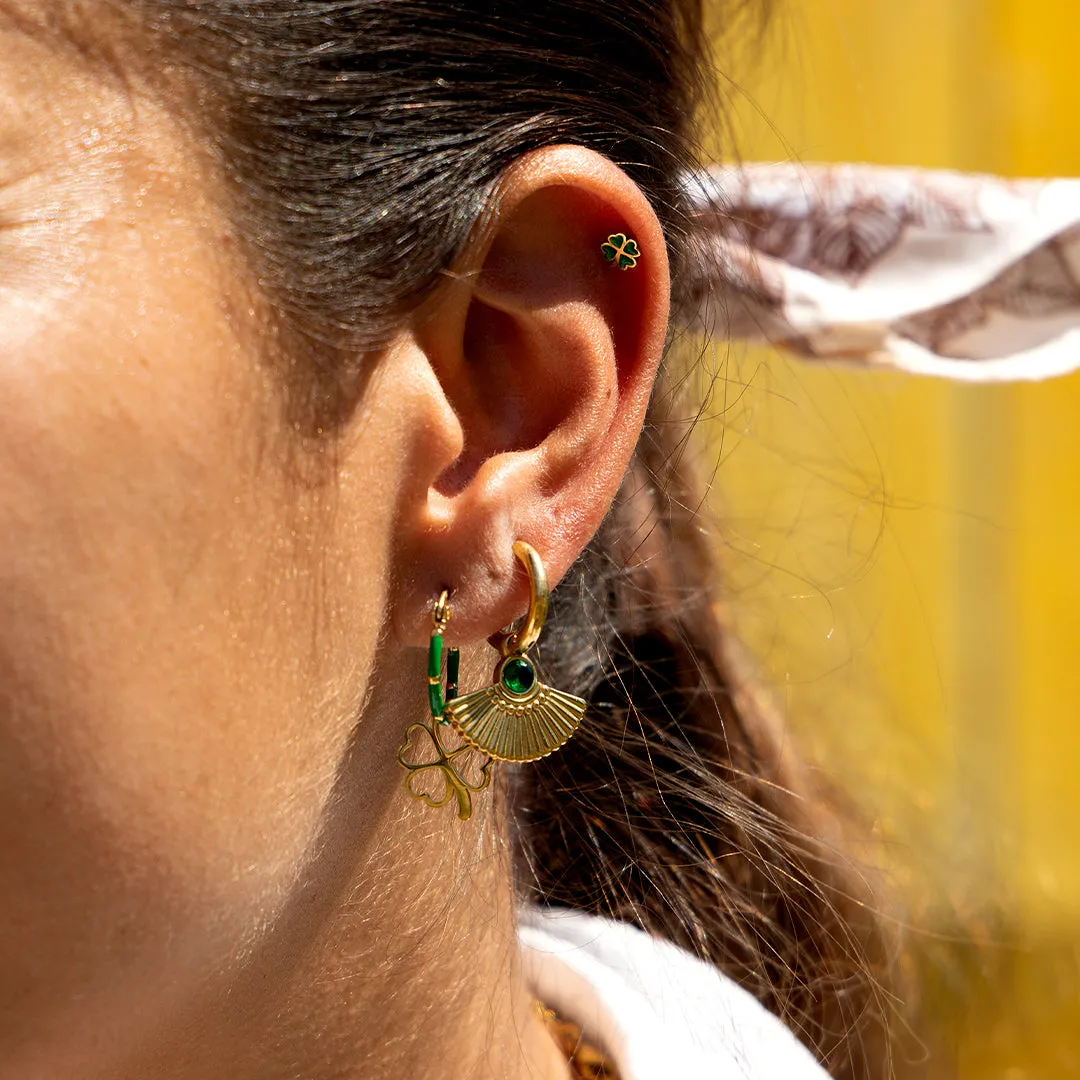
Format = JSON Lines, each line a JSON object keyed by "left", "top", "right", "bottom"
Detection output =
{"left": 0, "top": 4, "right": 669, "bottom": 1079}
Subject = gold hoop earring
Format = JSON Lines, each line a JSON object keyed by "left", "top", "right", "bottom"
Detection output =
{"left": 396, "top": 540, "right": 587, "bottom": 821}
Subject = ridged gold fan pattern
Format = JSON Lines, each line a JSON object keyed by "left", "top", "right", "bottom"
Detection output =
{"left": 443, "top": 681, "right": 586, "bottom": 762}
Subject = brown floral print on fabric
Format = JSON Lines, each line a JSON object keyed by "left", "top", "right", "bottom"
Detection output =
{"left": 677, "top": 164, "right": 1080, "bottom": 382}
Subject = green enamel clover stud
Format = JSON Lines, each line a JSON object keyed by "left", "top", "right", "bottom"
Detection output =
{"left": 601, "top": 232, "right": 640, "bottom": 270}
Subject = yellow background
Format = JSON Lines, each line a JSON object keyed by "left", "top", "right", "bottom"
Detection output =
{"left": 702, "top": 1, "right": 1080, "bottom": 1075}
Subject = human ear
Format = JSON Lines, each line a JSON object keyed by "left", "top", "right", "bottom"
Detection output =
{"left": 388, "top": 144, "right": 669, "bottom": 645}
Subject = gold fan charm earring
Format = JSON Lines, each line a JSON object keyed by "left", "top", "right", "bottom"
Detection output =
{"left": 397, "top": 541, "right": 587, "bottom": 820}
{"left": 444, "top": 541, "right": 587, "bottom": 763}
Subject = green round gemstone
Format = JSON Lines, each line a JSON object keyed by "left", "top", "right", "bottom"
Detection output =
{"left": 501, "top": 656, "right": 536, "bottom": 695}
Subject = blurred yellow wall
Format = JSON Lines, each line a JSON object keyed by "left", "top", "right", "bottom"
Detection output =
{"left": 702, "top": 1, "right": 1080, "bottom": 1075}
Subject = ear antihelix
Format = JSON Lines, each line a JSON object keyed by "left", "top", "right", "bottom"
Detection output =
{"left": 395, "top": 540, "right": 587, "bottom": 821}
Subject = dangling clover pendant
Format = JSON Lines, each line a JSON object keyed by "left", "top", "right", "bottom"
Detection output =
{"left": 396, "top": 541, "right": 587, "bottom": 821}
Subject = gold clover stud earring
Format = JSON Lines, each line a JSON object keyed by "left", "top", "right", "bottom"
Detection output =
{"left": 601, "top": 232, "right": 640, "bottom": 269}
{"left": 396, "top": 540, "right": 588, "bottom": 820}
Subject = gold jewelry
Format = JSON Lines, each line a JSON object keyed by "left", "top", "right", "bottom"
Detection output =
{"left": 397, "top": 589, "right": 492, "bottom": 821}
{"left": 535, "top": 999, "right": 621, "bottom": 1080}
{"left": 601, "top": 232, "right": 640, "bottom": 269}
{"left": 444, "top": 541, "right": 586, "bottom": 763}
{"left": 396, "top": 541, "right": 587, "bottom": 820}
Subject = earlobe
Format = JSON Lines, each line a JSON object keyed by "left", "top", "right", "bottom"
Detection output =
{"left": 390, "top": 145, "right": 669, "bottom": 646}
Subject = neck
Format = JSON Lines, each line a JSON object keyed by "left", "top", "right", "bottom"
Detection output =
{"left": 121, "top": 651, "right": 572, "bottom": 1080}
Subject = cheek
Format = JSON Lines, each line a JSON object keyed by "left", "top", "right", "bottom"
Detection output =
{"left": 0, "top": 230, "right": 385, "bottom": 1061}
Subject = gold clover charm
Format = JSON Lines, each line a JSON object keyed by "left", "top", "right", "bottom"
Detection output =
{"left": 397, "top": 720, "right": 493, "bottom": 821}
{"left": 601, "top": 232, "right": 640, "bottom": 269}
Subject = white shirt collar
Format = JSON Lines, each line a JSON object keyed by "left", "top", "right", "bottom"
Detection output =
{"left": 519, "top": 906, "right": 829, "bottom": 1080}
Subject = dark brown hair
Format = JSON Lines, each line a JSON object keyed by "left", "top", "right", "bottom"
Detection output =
{"left": 133, "top": 2, "right": 899, "bottom": 1075}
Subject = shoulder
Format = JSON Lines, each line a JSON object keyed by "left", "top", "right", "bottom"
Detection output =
{"left": 518, "top": 906, "right": 830, "bottom": 1080}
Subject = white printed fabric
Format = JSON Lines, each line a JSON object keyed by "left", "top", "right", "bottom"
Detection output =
{"left": 676, "top": 163, "right": 1080, "bottom": 382}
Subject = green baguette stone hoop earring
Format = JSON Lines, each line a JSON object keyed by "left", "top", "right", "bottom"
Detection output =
{"left": 425, "top": 589, "right": 458, "bottom": 719}
{"left": 396, "top": 540, "right": 588, "bottom": 821}
{"left": 601, "top": 232, "right": 640, "bottom": 269}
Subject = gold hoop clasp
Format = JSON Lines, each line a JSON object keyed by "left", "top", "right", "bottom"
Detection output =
{"left": 491, "top": 540, "right": 549, "bottom": 658}
{"left": 432, "top": 588, "right": 452, "bottom": 631}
